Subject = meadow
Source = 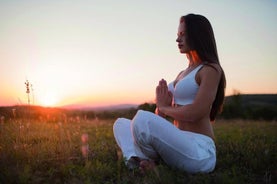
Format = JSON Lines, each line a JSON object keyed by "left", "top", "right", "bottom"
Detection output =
{"left": 0, "top": 117, "right": 276, "bottom": 184}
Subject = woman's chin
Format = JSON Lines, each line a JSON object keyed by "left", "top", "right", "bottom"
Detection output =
{"left": 179, "top": 49, "right": 186, "bottom": 54}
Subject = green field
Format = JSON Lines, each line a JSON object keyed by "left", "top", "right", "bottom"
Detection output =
{"left": 0, "top": 118, "right": 276, "bottom": 183}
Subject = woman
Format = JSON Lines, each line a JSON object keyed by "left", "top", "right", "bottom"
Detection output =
{"left": 113, "top": 14, "right": 226, "bottom": 173}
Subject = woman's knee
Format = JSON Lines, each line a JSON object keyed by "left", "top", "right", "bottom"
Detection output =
{"left": 132, "top": 110, "right": 153, "bottom": 126}
{"left": 132, "top": 110, "right": 164, "bottom": 132}
{"left": 113, "top": 118, "right": 122, "bottom": 130}
{"left": 113, "top": 118, "right": 130, "bottom": 133}
{"left": 132, "top": 110, "right": 149, "bottom": 131}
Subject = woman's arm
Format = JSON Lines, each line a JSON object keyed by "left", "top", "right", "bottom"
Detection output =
{"left": 155, "top": 107, "right": 167, "bottom": 118}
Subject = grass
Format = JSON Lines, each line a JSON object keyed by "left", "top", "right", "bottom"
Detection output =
{"left": 0, "top": 118, "right": 276, "bottom": 184}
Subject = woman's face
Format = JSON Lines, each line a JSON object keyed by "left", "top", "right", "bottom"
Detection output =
{"left": 176, "top": 21, "right": 190, "bottom": 53}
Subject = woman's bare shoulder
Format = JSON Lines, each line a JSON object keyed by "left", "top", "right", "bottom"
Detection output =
{"left": 202, "top": 63, "right": 222, "bottom": 74}
{"left": 197, "top": 63, "right": 222, "bottom": 83}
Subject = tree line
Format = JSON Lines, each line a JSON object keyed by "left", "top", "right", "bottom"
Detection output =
{"left": 0, "top": 94, "right": 276, "bottom": 122}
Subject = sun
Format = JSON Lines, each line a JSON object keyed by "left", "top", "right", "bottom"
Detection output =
{"left": 39, "top": 92, "right": 59, "bottom": 107}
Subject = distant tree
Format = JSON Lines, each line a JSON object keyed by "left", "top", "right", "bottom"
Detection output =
{"left": 251, "top": 106, "right": 277, "bottom": 120}
{"left": 221, "top": 90, "right": 244, "bottom": 119}
{"left": 138, "top": 103, "right": 156, "bottom": 113}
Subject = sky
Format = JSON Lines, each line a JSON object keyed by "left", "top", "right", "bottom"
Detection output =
{"left": 0, "top": 0, "right": 276, "bottom": 107}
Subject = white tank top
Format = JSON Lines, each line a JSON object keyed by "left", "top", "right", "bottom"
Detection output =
{"left": 168, "top": 65, "right": 203, "bottom": 105}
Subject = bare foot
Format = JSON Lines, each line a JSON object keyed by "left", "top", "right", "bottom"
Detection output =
{"left": 139, "top": 160, "right": 156, "bottom": 173}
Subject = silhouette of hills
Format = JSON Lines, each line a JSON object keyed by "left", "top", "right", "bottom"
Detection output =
{"left": 224, "top": 94, "right": 277, "bottom": 106}
{"left": 0, "top": 94, "right": 276, "bottom": 120}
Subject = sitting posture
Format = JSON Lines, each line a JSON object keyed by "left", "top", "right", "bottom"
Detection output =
{"left": 113, "top": 13, "right": 226, "bottom": 173}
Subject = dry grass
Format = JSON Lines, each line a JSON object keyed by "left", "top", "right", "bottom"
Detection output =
{"left": 0, "top": 118, "right": 276, "bottom": 183}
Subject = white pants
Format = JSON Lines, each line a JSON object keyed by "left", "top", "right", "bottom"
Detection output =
{"left": 113, "top": 110, "right": 216, "bottom": 173}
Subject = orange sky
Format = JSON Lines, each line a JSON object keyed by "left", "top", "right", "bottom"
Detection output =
{"left": 0, "top": 0, "right": 276, "bottom": 107}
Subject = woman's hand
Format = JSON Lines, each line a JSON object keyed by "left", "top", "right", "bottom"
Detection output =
{"left": 156, "top": 79, "right": 172, "bottom": 108}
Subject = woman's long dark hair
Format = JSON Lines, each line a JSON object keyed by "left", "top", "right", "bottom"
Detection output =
{"left": 181, "top": 14, "right": 226, "bottom": 121}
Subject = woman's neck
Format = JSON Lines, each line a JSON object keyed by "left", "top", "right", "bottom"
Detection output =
{"left": 187, "top": 57, "right": 202, "bottom": 68}
{"left": 186, "top": 50, "right": 202, "bottom": 66}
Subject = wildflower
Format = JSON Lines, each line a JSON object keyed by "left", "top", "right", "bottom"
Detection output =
{"left": 0, "top": 116, "right": 4, "bottom": 124}
{"left": 81, "top": 133, "right": 89, "bottom": 144}
{"left": 14, "top": 144, "right": 18, "bottom": 150}
{"left": 12, "top": 109, "right": 16, "bottom": 118}
{"left": 76, "top": 116, "right": 80, "bottom": 123}
{"left": 19, "top": 122, "right": 24, "bottom": 130}
{"left": 81, "top": 133, "right": 90, "bottom": 159}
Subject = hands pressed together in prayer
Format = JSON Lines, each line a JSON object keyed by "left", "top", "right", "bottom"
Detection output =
{"left": 155, "top": 79, "right": 172, "bottom": 109}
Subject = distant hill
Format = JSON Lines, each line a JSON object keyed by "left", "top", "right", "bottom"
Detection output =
{"left": 62, "top": 104, "right": 138, "bottom": 111}
{"left": 0, "top": 104, "right": 139, "bottom": 121}
{"left": 224, "top": 94, "right": 277, "bottom": 106}
{"left": 221, "top": 94, "right": 277, "bottom": 120}
{"left": 0, "top": 94, "right": 276, "bottom": 120}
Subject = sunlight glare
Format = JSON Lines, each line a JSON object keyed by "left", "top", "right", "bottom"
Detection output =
{"left": 40, "top": 92, "right": 59, "bottom": 107}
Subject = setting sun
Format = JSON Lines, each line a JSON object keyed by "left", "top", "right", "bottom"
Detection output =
{"left": 39, "top": 92, "right": 59, "bottom": 107}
